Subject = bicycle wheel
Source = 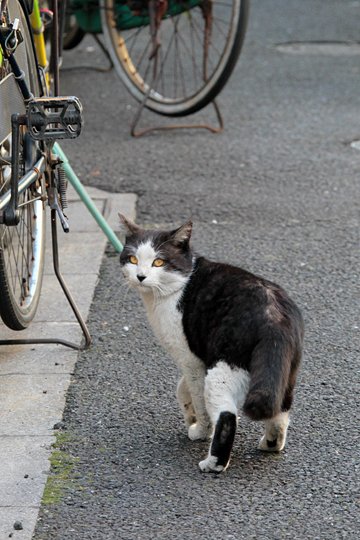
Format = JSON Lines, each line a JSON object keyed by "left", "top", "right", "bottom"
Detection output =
{"left": 63, "top": 14, "right": 86, "bottom": 50}
{"left": 100, "top": 0, "right": 249, "bottom": 117}
{"left": 0, "top": 0, "right": 46, "bottom": 330}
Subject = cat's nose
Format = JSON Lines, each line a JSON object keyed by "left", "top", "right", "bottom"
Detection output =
{"left": 137, "top": 274, "right": 146, "bottom": 282}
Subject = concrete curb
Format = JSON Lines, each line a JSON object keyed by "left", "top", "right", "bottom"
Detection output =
{"left": 0, "top": 186, "right": 137, "bottom": 539}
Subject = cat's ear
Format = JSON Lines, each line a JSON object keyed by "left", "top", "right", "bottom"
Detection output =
{"left": 171, "top": 220, "right": 193, "bottom": 247}
{"left": 118, "top": 213, "right": 141, "bottom": 235}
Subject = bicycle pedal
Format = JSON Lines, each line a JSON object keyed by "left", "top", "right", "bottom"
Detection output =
{"left": 27, "top": 97, "right": 83, "bottom": 141}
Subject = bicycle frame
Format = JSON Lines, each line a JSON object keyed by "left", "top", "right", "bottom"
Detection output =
{"left": 0, "top": 155, "right": 46, "bottom": 212}
{"left": 0, "top": 0, "right": 122, "bottom": 248}
{"left": 0, "top": 0, "right": 120, "bottom": 347}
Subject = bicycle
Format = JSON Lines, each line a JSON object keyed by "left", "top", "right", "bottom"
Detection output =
{"left": 66, "top": 0, "right": 249, "bottom": 122}
{"left": 0, "top": 0, "right": 247, "bottom": 342}
{"left": 0, "top": 0, "right": 120, "bottom": 348}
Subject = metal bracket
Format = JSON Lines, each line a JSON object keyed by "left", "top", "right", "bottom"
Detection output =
{"left": 130, "top": 98, "right": 224, "bottom": 138}
{"left": 0, "top": 18, "right": 24, "bottom": 55}
{"left": 48, "top": 185, "right": 70, "bottom": 232}
{"left": 0, "top": 208, "right": 92, "bottom": 351}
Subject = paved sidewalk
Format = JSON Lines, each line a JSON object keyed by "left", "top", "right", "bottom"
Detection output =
{"left": 0, "top": 186, "right": 136, "bottom": 539}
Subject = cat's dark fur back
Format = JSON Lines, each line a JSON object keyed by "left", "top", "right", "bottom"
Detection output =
{"left": 180, "top": 256, "right": 304, "bottom": 420}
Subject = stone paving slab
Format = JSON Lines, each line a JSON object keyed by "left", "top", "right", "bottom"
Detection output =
{"left": 0, "top": 436, "right": 53, "bottom": 506}
{"left": 0, "top": 186, "right": 137, "bottom": 539}
{"left": 36, "top": 273, "right": 99, "bottom": 323}
{"left": 0, "top": 372, "right": 72, "bottom": 436}
{"left": 64, "top": 199, "right": 106, "bottom": 233}
{"left": 44, "top": 232, "right": 105, "bottom": 275}
{"left": 0, "top": 508, "right": 38, "bottom": 540}
{"left": 0, "top": 346, "right": 77, "bottom": 375}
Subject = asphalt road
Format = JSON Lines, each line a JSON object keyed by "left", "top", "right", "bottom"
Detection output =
{"left": 33, "top": 0, "right": 359, "bottom": 538}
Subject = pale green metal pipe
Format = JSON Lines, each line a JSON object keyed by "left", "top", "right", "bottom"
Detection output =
{"left": 53, "top": 143, "right": 123, "bottom": 252}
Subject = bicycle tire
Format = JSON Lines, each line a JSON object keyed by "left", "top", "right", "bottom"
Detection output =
{"left": 63, "top": 13, "right": 86, "bottom": 50}
{"left": 0, "top": 0, "right": 46, "bottom": 330}
{"left": 100, "top": 0, "right": 249, "bottom": 117}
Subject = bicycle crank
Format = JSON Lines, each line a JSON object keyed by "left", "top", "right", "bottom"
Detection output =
{"left": 27, "top": 97, "right": 83, "bottom": 141}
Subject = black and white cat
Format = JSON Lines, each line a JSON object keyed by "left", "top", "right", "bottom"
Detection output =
{"left": 119, "top": 215, "right": 304, "bottom": 473}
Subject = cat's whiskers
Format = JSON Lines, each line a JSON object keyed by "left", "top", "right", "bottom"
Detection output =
{"left": 150, "top": 281, "right": 180, "bottom": 304}
{"left": 153, "top": 283, "right": 168, "bottom": 301}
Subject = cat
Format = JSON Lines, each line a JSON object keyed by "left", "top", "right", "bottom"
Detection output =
{"left": 119, "top": 215, "right": 304, "bottom": 473}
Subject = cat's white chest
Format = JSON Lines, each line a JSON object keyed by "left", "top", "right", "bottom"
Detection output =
{"left": 142, "top": 291, "right": 190, "bottom": 362}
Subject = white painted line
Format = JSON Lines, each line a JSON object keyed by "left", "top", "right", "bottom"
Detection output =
{"left": 276, "top": 41, "right": 360, "bottom": 56}
{"left": 350, "top": 140, "right": 360, "bottom": 150}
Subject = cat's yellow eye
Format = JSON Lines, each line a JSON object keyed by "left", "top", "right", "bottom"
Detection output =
{"left": 129, "top": 255, "right": 138, "bottom": 265}
{"left": 153, "top": 258, "right": 165, "bottom": 268}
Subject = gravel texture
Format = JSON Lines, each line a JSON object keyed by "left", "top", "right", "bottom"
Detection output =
{"left": 34, "top": 0, "right": 359, "bottom": 538}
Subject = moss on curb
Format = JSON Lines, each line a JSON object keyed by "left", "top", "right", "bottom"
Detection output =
{"left": 42, "top": 431, "right": 79, "bottom": 505}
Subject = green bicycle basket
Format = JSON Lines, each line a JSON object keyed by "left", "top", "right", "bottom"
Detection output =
{"left": 70, "top": 0, "right": 202, "bottom": 34}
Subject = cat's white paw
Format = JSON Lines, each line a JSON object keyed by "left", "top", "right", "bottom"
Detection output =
{"left": 258, "top": 435, "right": 285, "bottom": 452}
{"left": 188, "top": 422, "right": 210, "bottom": 441}
{"left": 199, "top": 455, "right": 225, "bottom": 473}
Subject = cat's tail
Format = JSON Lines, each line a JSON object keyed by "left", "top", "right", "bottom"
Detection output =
{"left": 243, "top": 328, "right": 300, "bottom": 421}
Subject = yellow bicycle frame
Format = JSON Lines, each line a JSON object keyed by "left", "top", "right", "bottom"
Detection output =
{"left": 29, "top": 0, "right": 47, "bottom": 70}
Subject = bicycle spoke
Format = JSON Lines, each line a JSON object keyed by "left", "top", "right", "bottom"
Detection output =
{"left": 7, "top": 230, "right": 23, "bottom": 300}
{"left": 17, "top": 195, "right": 42, "bottom": 208}
{"left": 155, "top": 22, "right": 178, "bottom": 96}
{"left": 172, "top": 15, "right": 202, "bottom": 91}
{"left": 2, "top": 192, "right": 34, "bottom": 305}
{"left": 171, "top": 17, "right": 193, "bottom": 98}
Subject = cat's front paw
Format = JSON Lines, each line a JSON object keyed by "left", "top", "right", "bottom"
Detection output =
{"left": 188, "top": 422, "right": 211, "bottom": 441}
{"left": 199, "top": 455, "right": 225, "bottom": 473}
{"left": 258, "top": 435, "right": 285, "bottom": 452}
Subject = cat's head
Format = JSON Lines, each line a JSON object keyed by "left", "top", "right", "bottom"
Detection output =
{"left": 119, "top": 215, "right": 194, "bottom": 296}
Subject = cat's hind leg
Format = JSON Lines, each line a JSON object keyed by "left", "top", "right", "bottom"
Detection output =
{"left": 258, "top": 411, "right": 290, "bottom": 452}
{"left": 199, "top": 362, "right": 250, "bottom": 473}
{"left": 258, "top": 379, "right": 295, "bottom": 451}
{"left": 176, "top": 376, "right": 196, "bottom": 427}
